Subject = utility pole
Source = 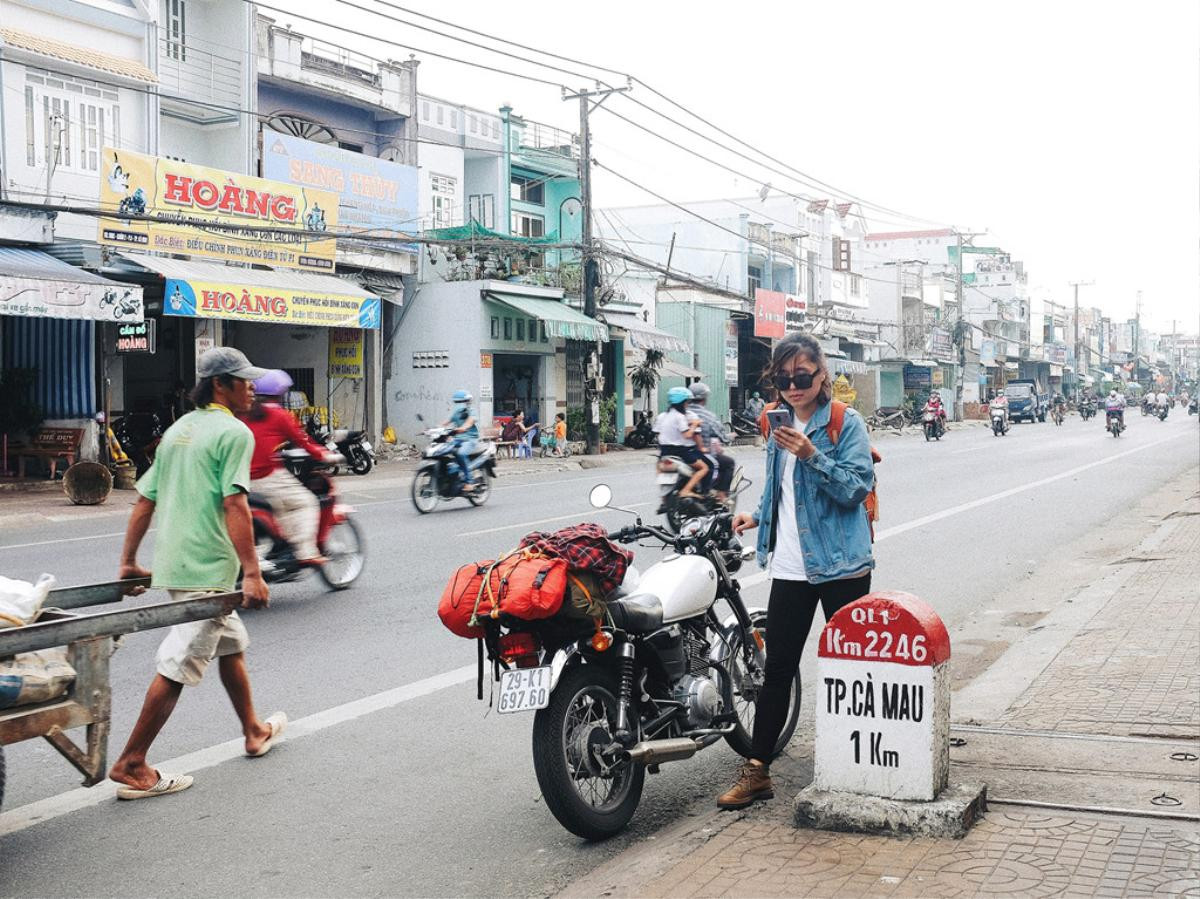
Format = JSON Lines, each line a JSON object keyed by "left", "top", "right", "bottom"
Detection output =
{"left": 951, "top": 229, "right": 986, "bottom": 421}
{"left": 1133, "top": 290, "right": 1143, "bottom": 385}
{"left": 1069, "top": 280, "right": 1094, "bottom": 397}
{"left": 564, "top": 83, "right": 630, "bottom": 455}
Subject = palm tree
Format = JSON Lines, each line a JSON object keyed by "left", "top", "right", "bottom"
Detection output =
{"left": 629, "top": 349, "right": 666, "bottom": 423}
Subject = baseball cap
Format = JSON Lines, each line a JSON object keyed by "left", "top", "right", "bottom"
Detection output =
{"left": 196, "top": 347, "right": 268, "bottom": 381}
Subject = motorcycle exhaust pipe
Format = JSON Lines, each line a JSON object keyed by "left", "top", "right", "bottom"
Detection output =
{"left": 623, "top": 737, "right": 701, "bottom": 766}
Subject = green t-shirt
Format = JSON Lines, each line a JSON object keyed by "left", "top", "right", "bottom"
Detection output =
{"left": 137, "top": 404, "right": 254, "bottom": 591}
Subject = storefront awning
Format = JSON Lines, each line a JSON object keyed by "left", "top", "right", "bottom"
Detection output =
{"left": 601, "top": 311, "right": 689, "bottom": 352}
{"left": 831, "top": 359, "right": 869, "bottom": 375}
{"left": 905, "top": 359, "right": 939, "bottom": 368}
{"left": 659, "top": 358, "right": 706, "bottom": 380}
{"left": 484, "top": 291, "right": 608, "bottom": 342}
{"left": 0, "top": 247, "right": 143, "bottom": 322}
{"left": 118, "top": 253, "right": 381, "bottom": 329}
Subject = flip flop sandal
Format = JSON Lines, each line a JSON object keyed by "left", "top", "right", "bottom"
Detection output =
{"left": 116, "top": 772, "right": 194, "bottom": 800}
{"left": 247, "top": 711, "right": 288, "bottom": 758}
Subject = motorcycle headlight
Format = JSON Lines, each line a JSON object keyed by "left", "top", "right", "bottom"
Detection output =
{"left": 680, "top": 518, "right": 705, "bottom": 538}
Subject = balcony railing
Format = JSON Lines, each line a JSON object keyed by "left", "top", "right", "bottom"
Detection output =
{"left": 300, "top": 37, "right": 381, "bottom": 87}
{"left": 517, "top": 120, "right": 578, "bottom": 159}
{"left": 158, "top": 36, "right": 243, "bottom": 110}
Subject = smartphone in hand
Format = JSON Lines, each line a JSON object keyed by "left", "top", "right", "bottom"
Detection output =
{"left": 765, "top": 409, "right": 791, "bottom": 432}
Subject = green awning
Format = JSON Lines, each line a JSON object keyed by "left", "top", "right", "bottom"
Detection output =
{"left": 427, "top": 221, "right": 560, "bottom": 246}
{"left": 485, "top": 292, "right": 608, "bottom": 342}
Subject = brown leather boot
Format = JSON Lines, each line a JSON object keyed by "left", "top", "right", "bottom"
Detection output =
{"left": 717, "top": 759, "right": 773, "bottom": 809}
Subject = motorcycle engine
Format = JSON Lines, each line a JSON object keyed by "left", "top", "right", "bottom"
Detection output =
{"left": 673, "top": 675, "right": 721, "bottom": 728}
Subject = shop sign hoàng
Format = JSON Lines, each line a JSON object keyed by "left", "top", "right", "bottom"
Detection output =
{"left": 98, "top": 148, "right": 339, "bottom": 272}
{"left": 329, "top": 328, "right": 364, "bottom": 379}
{"left": 165, "top": 279, "right": 381, "bottom": 330}
{"left": 116, "top": 319, "right": 156, "bottom": 354}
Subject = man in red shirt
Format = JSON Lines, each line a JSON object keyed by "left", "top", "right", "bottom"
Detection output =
{"left": 241, "top": 370, "right": 335, "bottom": 564}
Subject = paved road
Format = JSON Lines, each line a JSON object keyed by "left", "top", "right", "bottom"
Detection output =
{"left": 0, "top": 411, "right": 1195, "bottom": 896}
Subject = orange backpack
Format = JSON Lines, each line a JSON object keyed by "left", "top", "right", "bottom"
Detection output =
{"left": 438, "top": 551, "right": 568, "bottom": 638}
{"left": 758, "top": 399, "right": 881, "bottom": 540}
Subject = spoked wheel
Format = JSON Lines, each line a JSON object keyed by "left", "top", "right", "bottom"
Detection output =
{"left": 532, "top": 665, "right": 645, "bottom": 840}
{"left": 411, "top": 468, "right": 439, "bottom": 514}
{"left": 722, "top": 614, "right": 800, "bottom": 759}
{"left": 317, "top": 518, "right": 365, "bottom": 590}
{"left": 466, "top": 471, "right": 492, "bottom": 506}
{"left": 349, "top": 450, "right": 373, "bottom": 475}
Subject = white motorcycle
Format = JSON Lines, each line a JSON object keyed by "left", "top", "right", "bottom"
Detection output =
{"left": 474, "top": 485, "right": 796, "bottom": 840}
{"left": 990, "top": 399, "right": 1009, "bottom": 437}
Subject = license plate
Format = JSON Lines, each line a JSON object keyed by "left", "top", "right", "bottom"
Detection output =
{"left": 657, "top": 472, "right": 677, "bottom": 485}
{"left": 497, "top": 666, "right": 552, "bottom": 714}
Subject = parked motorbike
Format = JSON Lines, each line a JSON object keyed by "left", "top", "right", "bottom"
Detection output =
{"left": 922, "top": 408, "right": 945, "bottom": 441}
{"left": 1106, "top": 410, "right": 1124, "bottom": 438}
{"left": 112, "top": 412, "right": 164, "bottom": 476}
{"left": 730, "top": 410, "right": 762, "bottom": 439}
{"left": 251, "top": 449, "right": 365, "bottom": 590}
{"left": 656, "top": 454, "right": 748, "bottom": 534}
{"left": 623, "top": 414, "right": 658, "bottom": 450}
{"left": 306, "top": 417, "right": 375, "bottom": 475}
{"left": 479, "top": 484, "right": 796, "bottom": 840}
{"left": 411, "top": 427, "right": 498, "bottom": 513}
{"left": 989, "top": 399, "right": 1009, "bottom": 437}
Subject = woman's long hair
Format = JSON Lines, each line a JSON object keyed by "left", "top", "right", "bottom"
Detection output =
{"left": 763, "top": 333, "right": 833, "bottom": 408}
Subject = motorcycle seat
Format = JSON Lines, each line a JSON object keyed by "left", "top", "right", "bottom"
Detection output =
{"left": 606, "top": 593, "right": 664, "bottom": 634}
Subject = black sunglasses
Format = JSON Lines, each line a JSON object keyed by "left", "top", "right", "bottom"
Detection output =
{"left": 773, "top": 371, "right": 817, "bottom": 391}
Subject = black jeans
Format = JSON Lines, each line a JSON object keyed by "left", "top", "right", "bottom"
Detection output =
{"left": 711, "top": 451, "right": 735, "bottom": 493}
{"left": 750, "top": 573, "right": 872, "bottom": 762}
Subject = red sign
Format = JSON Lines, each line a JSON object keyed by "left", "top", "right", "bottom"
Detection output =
{"left": 819, "top": 591, "right": 950, "bottom": 668}
{"left": 754, "top": 289, "right": 786, "bottom": 338}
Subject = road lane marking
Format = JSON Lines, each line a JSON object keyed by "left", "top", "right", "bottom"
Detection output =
{"left": 458, "top": 503, "right": 654, "bottom": 538}
{"left": 0, "top": 663, "right": 479, "bottom": 838}
{"left": 0, "top": 530, "right": 144, "bottom": 552}
{"left": 1, "top": 430, "right": 1188, "bottom": 835}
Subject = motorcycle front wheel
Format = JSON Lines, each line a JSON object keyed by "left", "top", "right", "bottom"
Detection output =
{"left": 532, "top": 665, "right": 645, "bottom": 841}
{"left": 349, "top": 449, "right": 373, "bottom": 475}
{"left": 411, "top": 468, "right": 440, "bottom": 514}
{"left": 924, "top": 423, "right": 932, "bottom": 441}
{"left": 723, "top": 613, "right": 800, "bottom": 759}
{"left": 318, "top": 518, "right": 365, "bottom": 590}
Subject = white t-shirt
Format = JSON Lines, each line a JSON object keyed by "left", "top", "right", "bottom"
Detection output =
{"left": 770, "top": 412, "right": 810, "bottom": 581}
{"left": 1156, "top": 392, "right": 1168, "bottom": 405}
{"left": 656, "top": 408, "right": 698, "bottom": 447}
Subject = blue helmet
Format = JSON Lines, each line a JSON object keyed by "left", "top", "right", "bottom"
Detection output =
{"left": 452, "top": 389, "right": 472, "bottom": 403}
{"left": 667, "top": 386, "right": 693, "bottom": 406}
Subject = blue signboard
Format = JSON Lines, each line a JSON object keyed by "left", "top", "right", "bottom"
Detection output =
{"left": 262, "top": 129, "right": 418, "bottom": 245}
{"left": 903, "top": 364, "right": 932, "bottom": 389}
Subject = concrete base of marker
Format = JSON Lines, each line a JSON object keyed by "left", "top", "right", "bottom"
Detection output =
{"left": 793, "top": 781, "right": 988, "bottom": 839}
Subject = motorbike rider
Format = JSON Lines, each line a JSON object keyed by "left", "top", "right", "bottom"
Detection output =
{"left": 442, "top": 390, "right": 480, "bottom": 494}
{"left": 1156, "top": 389, "right": 1169, "bottom": 412}
{"left": 687, "top": 382, "right": 735, "bottom": 501}
{"left": 241, "top": 370, "right": 340, "bottom": 565}
{"left": 721, "top": 333, "right": 874, "bottom": 810}
{"left": 1052, "top": 391, "right": 1067, "bottom": 418}
{"left": 1105, "top": 388, "right": 1126, "bottom": 430}
{"left": 923, "top": 392, "right": 947, "bottom": 425}
{"left": 656, "top": 386, "right": 708, "bottom": 500}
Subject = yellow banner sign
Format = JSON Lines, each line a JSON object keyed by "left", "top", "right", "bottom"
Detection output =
{"left": 165, "top": 279, "right": 381, "bottom": 330}
{"left": 329, "top": 328, "right": 365, "bottom": 378}
{"left": 98, "top": 148, "right": 339, "bottom": 272}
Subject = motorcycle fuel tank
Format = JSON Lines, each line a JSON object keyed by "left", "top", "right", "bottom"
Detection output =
{"left": 635, "top": 555, "right": 718, "bottom": 623}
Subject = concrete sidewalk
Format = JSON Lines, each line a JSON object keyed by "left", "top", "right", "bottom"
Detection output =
{"left": 560, "top": 478, "right": 1200, "bottom": 898}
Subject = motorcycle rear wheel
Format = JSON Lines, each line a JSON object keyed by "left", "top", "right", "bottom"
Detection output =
{"left": 723, "top": 613, "right": 801, "bottom": 759}
{"left": 318, "top": 518, "right": 365, "bottom": 590}
{"left": 466, "top": 472, "right": 492, "bottom": 506}
{"left": 532, "top": 665, "right": 645, "bottom": 841}
{"left": 349, "top": 450, "right": 373, "bottom": 476}
{"left": 411, "top": 469, "right": 439, "bottom": 514}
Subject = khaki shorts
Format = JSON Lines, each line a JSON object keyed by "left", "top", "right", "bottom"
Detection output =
{"left": 155, "top": 590, "right": 250, "bottom": 687}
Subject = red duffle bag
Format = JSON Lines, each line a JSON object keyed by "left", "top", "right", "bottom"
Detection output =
{"left": 438, "top": 551, "right": 568, "bottom": 638}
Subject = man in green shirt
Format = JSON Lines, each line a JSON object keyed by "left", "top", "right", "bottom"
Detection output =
{"left": 108, "top": 348, "right": 286, "bottom": 800}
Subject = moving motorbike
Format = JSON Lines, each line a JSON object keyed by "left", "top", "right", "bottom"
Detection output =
{"left": 1156, "top": 403, "right": 1169, "bottom": 422}
{"left": 1189, "top": 396, "right": 1198, "bottom": 416}
{"left": 1141, "top": 397, "right": 1155, "bottom": 417}
{"left": 1079, "top": 399, "right": 1096, "bottom": 421}
{"left": 1051, "top": 403, "right": 1065, "bottom": 426}
{"left": 482, "top": 485, "right": 796, "bottom": 840}
{"left": 922, "top": 407, "right": 946, "bottom": 441}
{"left": 1106, "top": 409, "right": 1124, "bottom": 438}
{"left": 989, "top": 398, "right": 1009, "bottom": 436}
{"left": 656, "top": 454, "right": 748, "bottom": 534}
{"left": 411, "top": 427, "right": 497, "bottom": 513}
{"left": 251, "top": 449, "right": 365, "bottom": 590}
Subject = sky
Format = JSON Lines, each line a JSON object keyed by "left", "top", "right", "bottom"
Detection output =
{"left": 271, "top": 0, "right": 1200, "bottom": 335}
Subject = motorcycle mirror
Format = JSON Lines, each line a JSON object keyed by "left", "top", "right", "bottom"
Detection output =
{"left": 589, "top": 484, "right": 613, "bottom": 509}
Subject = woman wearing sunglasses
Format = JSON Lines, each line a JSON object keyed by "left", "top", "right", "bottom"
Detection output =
{"left": 717, "top": 333, "right": 876, "bottom": 810}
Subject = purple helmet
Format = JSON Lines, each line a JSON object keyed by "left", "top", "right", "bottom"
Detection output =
{"left": 254, "top": 369, "right": 293, "bottom": 397}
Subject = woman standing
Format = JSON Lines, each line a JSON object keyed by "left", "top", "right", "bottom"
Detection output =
{"left": 717, "top": 333, "right": 876, "bottom": 809}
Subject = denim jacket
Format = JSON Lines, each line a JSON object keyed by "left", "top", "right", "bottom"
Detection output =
{"left": 754, "top": 400, "right": 875, "bottom": 583}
